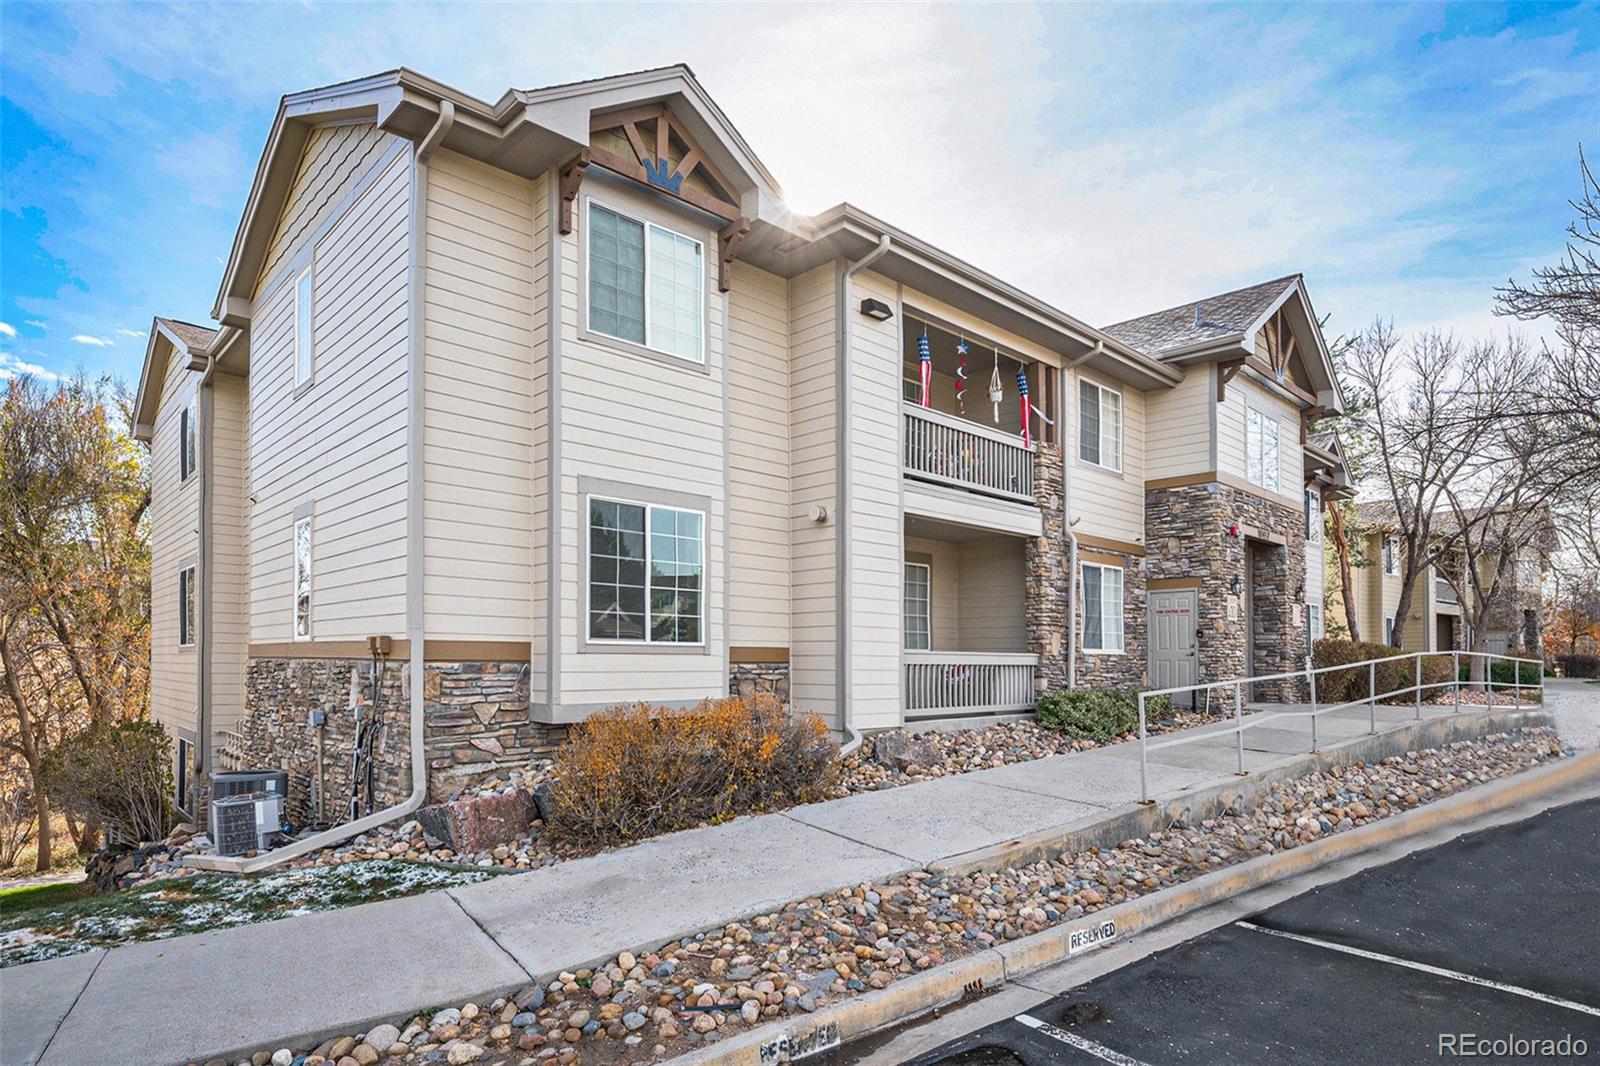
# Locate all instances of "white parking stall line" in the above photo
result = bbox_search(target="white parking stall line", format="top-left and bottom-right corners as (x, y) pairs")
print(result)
(1235, 921), (1600, 1017)
(1014, 1013), (1156, 1066)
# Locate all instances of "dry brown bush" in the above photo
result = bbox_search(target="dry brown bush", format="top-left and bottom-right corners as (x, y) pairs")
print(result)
(544, 694), (837, 849)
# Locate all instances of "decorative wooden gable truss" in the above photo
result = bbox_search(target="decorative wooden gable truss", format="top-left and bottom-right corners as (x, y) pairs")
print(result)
(559, 104), (750, 292)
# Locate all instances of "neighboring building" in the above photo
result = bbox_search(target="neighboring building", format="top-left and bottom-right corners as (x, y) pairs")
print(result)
(134, 65), (1349, 821)
(1333, 502), (1550, 655)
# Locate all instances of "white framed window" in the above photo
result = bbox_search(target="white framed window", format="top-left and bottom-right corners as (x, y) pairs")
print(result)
(293, 517), (312, 639)
(1078, 379), (1122, 471)
(178, 565), (196, 647)
(1246, 406), (1280, 492)
(1308, 604), (1324, 639)
(903, 562), (931, 651)
(294, 267), (314, 389)
(586, 201), (704, 363)
(1081, 562), (1125, 653)
(1384, 616), (1396, 644)
(180, 396), (197, 482)
(586, 495), (705, 644)
(1383, 536), (1399, 576)
(1304, 487), (1321, 541)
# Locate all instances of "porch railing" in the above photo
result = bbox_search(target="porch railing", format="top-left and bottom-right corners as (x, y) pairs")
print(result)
(905, 651), (1038, 719)
(903, 404), (1034, 504)
(1132, 650), (1543, 803)
(1436, 578), (1458, 604)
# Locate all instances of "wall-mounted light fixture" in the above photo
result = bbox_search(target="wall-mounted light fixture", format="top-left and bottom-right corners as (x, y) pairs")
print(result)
(1230, 576), (1244, 597)
(859, 297), (894, 321)
(1294, 582), (1306, 603)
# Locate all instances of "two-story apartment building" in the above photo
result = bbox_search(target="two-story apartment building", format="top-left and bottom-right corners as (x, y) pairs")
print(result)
(1337, 502), (1549, 655)
(135, 65), (1349, 820)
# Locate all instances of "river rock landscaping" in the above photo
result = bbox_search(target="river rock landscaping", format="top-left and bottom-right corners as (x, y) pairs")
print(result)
(204, 728), (1567, 1066)
(117, 711), (1215, 890)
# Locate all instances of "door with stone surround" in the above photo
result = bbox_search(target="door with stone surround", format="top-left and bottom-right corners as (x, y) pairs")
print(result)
(1149, 588), (1198, 708)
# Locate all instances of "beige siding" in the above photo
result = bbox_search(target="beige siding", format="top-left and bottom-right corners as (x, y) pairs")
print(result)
(727, 261), (792, 648)
(209, 372), (250, 732)
(556, 181), (727, 708)
(955, 537), (1027, 652)
(846, 270), (904, 730)
(249, 150), (411, 641)
(788, 263), (839, 719)
(423, 150), (539, 642)
(258, 123), (397, 296)
(1068, 366), (1146, 544)
(150, 348), (200, 742)
(1144, 369), (1212, 480)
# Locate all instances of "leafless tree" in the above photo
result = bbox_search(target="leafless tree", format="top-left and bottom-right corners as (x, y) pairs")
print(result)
(1496, 148), (1600, 343)
(1341, 323), (1504, 647)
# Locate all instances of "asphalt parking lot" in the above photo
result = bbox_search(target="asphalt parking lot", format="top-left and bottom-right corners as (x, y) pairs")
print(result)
(910, 797), (1600, 1065)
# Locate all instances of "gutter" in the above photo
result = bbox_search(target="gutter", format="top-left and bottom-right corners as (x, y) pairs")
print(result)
(835, 235), (892, 740)
(195, 352), (218, 810)
(1058, 344), (1099, 691)
(188, 101), (456, 874)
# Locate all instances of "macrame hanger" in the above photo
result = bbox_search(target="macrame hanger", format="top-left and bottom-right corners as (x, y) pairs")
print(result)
(988, 346), (1003, 424)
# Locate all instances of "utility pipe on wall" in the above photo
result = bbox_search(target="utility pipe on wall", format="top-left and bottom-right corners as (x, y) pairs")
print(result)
(188, 101), (456, 873)
(1060, 342), (1099, 691)
(834, 234), (892, 751)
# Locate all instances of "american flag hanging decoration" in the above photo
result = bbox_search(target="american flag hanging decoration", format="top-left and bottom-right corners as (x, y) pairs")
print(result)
(955, 341), (969, 415)
(918, 331), (933, 408)
(1017, 367), (1032, 447)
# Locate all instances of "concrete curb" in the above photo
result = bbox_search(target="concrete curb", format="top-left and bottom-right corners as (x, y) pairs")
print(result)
(930, 707), (1552, 877)
(668, 746), (1599, 1066)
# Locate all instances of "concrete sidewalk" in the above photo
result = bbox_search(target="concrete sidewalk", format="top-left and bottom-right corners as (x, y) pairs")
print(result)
(4, 693), (1579, 1066)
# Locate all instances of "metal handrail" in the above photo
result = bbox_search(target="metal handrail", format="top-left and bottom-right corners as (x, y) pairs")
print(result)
(1134, 649), (1544, 803)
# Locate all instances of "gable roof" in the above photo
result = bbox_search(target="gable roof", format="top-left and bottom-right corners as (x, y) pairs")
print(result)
(1104, 275), (1300, 359)
(131, 317), (221, 443)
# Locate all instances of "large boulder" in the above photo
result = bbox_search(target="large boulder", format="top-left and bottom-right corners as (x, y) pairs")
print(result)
(417, 787), (536, 855)
(871, 731), (940, 773)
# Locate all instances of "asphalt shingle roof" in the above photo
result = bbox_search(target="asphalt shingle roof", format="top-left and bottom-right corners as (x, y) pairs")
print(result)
(1103, 275), (1300, 358)
(156, 317), (218, 352)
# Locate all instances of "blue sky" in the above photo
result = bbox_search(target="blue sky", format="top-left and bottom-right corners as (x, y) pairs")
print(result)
(2, 1), (1594, 385)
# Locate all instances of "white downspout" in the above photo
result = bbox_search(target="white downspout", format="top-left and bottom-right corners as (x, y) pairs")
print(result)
(834, 235), (891, 757)
(1061, 343), (1100, 690)
(188, 101), (456, 874)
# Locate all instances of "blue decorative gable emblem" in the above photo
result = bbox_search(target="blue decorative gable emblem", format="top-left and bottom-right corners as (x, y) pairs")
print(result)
(643, 158), (684, 193)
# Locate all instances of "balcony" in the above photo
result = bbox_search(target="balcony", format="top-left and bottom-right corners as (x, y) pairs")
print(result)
(903, 404), (1034, 504)
(904, 652), (1038, 720)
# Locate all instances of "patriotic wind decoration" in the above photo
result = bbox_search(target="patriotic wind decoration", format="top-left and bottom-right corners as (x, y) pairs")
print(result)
(989, 351), (1003, 423)
(917, 331), (933, 408)
(955, 340), (969, 415)
(1017, 368), (1032, 448)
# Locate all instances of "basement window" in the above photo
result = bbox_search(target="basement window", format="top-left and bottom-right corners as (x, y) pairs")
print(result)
(1081, 563), (1125, 653)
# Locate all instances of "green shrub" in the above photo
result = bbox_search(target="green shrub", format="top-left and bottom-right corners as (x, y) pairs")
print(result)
(1036, 686), (1170, 742)
(40, 721), (173, 846)
(544, 695), (837, 849)
(1312, 639), (1453, 704)
(1459, 660), (1542, 686)
(1557, 655), (1597, 679)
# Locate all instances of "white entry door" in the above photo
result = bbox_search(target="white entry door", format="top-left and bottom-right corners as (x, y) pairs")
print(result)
(1149, 588), (1199, 706)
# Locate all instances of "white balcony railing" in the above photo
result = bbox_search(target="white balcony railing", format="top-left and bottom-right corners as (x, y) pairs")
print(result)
(903, 404), (1035, 504)
(904, 651), (1038, 719)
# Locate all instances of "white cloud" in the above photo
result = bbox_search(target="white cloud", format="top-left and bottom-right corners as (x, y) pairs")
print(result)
(0, 322), (15, 338)
(0, 352), (60, 382)
(115, 327), (143, 337)
(70, 334), (114, 347)
(24, 320), (48, 331)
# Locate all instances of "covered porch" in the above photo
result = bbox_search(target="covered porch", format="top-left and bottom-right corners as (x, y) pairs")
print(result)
(903, 515), (1038, 721)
